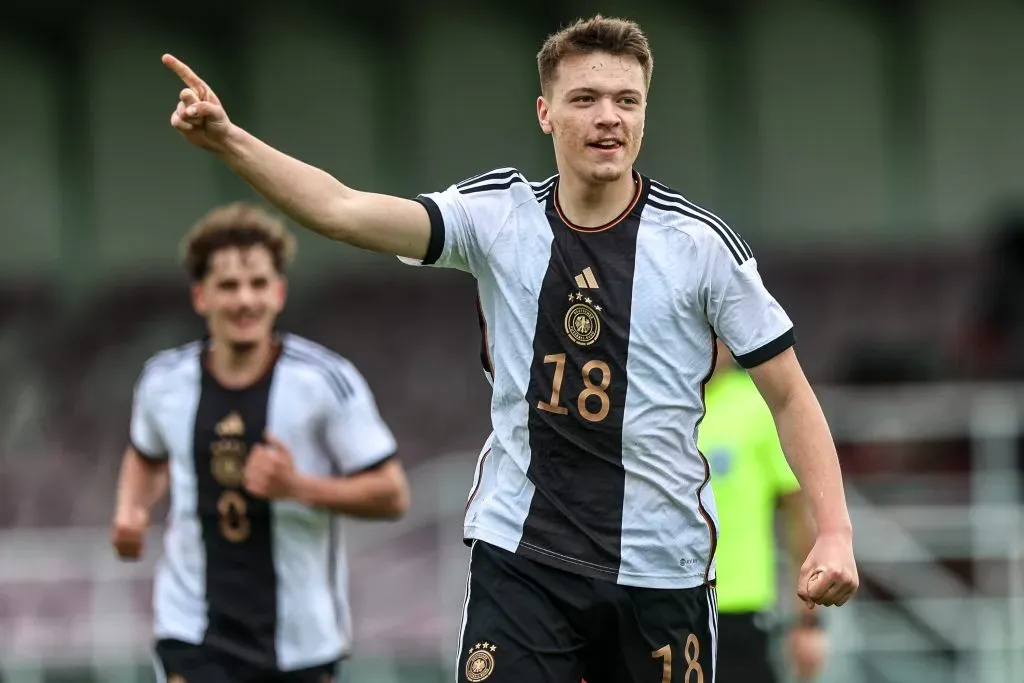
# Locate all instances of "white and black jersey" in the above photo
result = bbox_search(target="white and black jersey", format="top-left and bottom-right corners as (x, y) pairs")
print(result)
(401, 168), (794, 590)
(129, 333), (397, 671)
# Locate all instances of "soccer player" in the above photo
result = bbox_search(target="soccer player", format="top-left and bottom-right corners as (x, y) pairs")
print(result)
(701, 339), (826, 682)
(161, 14), (859, 683)
(110, 203), (409, 683)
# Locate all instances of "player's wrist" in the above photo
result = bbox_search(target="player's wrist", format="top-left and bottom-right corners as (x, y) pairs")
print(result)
(286, 473), (313, 504)
(217, 123), (250, 160)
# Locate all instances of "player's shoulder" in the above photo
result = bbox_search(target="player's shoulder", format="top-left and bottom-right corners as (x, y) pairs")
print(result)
(278, 333), (366, 402)
(643, 176), (753, 265)
(139, 339), (203, 384)
(451, 167), (555, 210)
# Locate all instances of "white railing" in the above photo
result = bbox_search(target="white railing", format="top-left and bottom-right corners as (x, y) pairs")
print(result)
(0, 382), (1021, 683)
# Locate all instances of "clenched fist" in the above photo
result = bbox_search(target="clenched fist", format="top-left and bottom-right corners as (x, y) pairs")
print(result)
(798, 530), (859, 608)
(244, 432), (299, 500)
(111, 505), (150, 561)
(162, 54), (233, 153)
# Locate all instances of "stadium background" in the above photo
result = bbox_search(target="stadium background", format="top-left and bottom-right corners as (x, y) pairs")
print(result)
(1, 0), (1023, 681)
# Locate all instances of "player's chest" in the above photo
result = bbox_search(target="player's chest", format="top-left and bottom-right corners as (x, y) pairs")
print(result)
(500, 214), (700, 338)
(151, 378), (325, 474)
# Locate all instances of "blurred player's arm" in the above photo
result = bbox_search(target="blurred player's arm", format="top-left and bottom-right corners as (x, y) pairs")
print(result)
(293, 458), (410, 520)
(779, 491), (817, 617)
(111, 449), (168, 560)
(163, 54), (430, 260)
(245, 434), (409, 520)
(113, 366), (170, 560)
(115, 446), (170, 512)
(780, 491), (829, 678)
(245, 362), (409, 519)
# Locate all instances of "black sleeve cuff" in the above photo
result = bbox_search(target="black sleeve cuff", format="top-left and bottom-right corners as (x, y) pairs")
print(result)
(346, 452), (396, 476)
(413, 196), (445, 266)
(735, 328), (796, 369)
(130, 440), (168, 463)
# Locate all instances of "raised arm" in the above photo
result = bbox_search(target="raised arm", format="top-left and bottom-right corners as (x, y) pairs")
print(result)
(162, 54), (431, 259)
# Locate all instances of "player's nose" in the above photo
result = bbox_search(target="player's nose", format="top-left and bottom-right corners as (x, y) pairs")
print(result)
(235, 284), (258, 307)
(593, 98), (621, 126)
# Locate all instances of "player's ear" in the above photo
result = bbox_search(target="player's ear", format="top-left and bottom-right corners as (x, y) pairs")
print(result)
(537, 95), (553, 135)
(273, 275), (288, 310)
(190, 281), (208, 315)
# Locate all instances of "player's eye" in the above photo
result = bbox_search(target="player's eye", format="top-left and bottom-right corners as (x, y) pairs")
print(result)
(622, 97), (639, 105)
(251, 278), (269, 289)
(218, 281), (239, 291)
(573, 95), (595, 103)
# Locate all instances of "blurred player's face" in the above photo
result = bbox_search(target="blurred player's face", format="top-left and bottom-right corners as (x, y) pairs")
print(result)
(191, 245), (286, 351)
(537, 51), (646, 185)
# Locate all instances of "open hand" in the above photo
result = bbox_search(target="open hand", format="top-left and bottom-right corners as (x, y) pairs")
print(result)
(797, 531), (859, 608)
(244, 432), (299, 500)
(162, 53), (233, 152)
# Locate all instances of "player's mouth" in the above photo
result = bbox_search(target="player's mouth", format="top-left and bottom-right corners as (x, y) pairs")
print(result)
(588, 138), (623, 153)
(229, 312), (262, 329)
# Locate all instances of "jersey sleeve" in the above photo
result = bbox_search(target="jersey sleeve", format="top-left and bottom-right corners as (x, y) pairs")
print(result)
(702, 229), (795, 369)
(321, 362), (398, 475)
(398, 168), (520, 275)
(129, 366), (167, 461)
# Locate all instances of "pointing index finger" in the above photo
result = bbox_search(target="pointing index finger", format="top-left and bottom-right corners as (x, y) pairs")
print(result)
(162, 53), (206, 92)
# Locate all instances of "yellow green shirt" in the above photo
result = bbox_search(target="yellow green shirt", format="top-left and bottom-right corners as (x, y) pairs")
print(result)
(700, 368), (799, 613)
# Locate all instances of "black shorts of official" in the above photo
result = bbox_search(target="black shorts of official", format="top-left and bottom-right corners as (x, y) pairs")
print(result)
(155, 640), (339, 683)
(457, 541), (717, 683)
(715, 612), (777, 683)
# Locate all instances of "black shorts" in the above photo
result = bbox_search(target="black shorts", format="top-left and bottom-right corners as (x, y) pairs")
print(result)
(458, 541), (717, 683)
(715, 613), (777, 683)
(155, 639), (339, 683)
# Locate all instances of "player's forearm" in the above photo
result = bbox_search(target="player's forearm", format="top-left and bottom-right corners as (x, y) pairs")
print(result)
(218, 126), (356, 240)
(771, 389), (853, 537)
(115, 448), (169, 512)
(292, 467), (410, 520)
(217, 126), (428, 258)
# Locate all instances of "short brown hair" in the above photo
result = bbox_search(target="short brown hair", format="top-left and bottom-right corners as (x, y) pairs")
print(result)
(180, 202), (297, 281)
(537, 15), (653, 95)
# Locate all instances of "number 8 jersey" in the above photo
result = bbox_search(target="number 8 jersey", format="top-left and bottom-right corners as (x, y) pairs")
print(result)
(128, 333), (396, 670)
(402, 168), (794, 590)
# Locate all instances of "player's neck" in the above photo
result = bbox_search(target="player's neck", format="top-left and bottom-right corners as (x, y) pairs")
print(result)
(206, 336), (278, 389)
(556, 170), (637, 228)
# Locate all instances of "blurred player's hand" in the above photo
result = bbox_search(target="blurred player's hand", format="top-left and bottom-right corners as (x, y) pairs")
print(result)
(789, 625), (827, 680)
(111, 505), (150, 561)
(244, 432), (298, 500)
(162, 54), (233, 153)
(797, 531), (858, 608)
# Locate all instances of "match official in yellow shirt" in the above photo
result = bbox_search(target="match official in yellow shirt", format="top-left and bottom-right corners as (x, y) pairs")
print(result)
(702, 339), (827, 682)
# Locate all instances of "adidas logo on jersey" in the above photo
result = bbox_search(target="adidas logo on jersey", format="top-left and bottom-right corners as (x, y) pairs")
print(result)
(573, 267), (600, 289)
(215, 411), (245, 437)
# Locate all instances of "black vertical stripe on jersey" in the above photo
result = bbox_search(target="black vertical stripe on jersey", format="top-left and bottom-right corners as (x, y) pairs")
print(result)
(518, 179), (649, 579)
(193, 360), (279, 668)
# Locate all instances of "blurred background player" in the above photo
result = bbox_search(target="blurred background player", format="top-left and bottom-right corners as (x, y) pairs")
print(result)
(110, 202), (410, 683)
(701, 338), (826, 683)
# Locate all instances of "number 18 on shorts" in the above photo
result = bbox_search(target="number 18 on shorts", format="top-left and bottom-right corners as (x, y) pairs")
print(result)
(457, 542), (717, 683)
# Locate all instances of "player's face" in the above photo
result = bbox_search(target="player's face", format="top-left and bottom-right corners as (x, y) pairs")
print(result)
(537, 51), (647, 185)
(192, 245), (286, 350)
